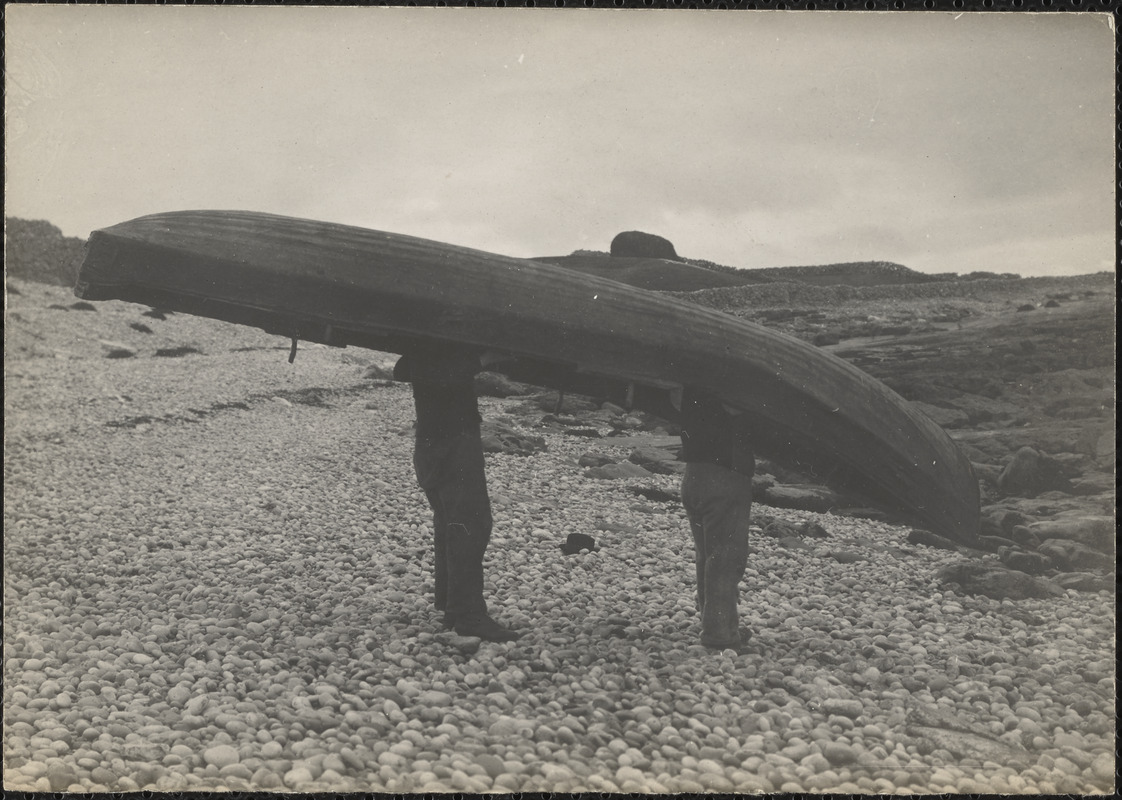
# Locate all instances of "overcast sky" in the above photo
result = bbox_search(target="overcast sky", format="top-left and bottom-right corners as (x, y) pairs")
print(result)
(6, 7), (1115, 277)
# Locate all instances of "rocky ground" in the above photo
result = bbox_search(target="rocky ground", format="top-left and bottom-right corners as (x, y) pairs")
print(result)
(3, 275), (1116, 794)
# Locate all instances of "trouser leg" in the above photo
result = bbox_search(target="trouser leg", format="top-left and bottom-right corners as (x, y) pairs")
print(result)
(683, 494), (707, 613)
(415, 428), (492, 620)
(424, 489), (449, 611)
(682, 463), (752, 647)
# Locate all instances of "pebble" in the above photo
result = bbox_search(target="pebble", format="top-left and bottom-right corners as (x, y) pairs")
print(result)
(821, 698), (864, 719)
(822, 742), (858, 765)
(416, 690), (453, 707)
(475, 753), (506, 779)
(203, 744), (241, 768)
(284, 766), (316, 787)
(1090, 753), (1114, 782)
(46, 762), (78, 792)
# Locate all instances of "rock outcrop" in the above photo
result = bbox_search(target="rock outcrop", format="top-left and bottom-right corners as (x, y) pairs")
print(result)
(609, 231), (679, 261)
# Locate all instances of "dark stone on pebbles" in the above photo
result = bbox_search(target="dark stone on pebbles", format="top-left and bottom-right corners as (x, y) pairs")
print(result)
(778, 536), (812, 551)
(628, 446), (684, 475)
(153, 346), (202, 358)
(909, 725), (1029, 768)
(578, 453), (615, 468)
(480, 423), (547, 456)
(936, 561), (1064, 600)
(828, 550), (865, 564)
(560, 533), (598, 555)
(907, 529), (961, 551)
(584, 462), (652, 480)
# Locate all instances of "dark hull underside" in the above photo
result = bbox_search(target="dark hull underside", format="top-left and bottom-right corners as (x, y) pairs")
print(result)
(74, 210), (980, 542)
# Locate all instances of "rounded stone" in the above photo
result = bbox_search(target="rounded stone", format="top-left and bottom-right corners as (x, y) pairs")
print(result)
(203, 744), (240, 768)
(822, 742), (857, 765)
(1090, 753), (1114, 782)
(284, 766), (315, 787)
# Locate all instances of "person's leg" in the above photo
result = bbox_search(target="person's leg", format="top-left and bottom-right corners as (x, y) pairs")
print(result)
(689, 463), (752, 648)
(419, 428), (517, 641)
(437, 429), (491, 620)
(423, 488), (448, 612)
(415, 437), (456, 613)
(681, 466), (708, 614)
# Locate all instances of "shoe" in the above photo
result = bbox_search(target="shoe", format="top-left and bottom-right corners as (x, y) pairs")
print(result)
(447, 613), (520, 642)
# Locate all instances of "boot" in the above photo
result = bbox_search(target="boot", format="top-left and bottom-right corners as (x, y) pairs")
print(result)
(699, 565), (742, 649)
(446, 612), (520, 642)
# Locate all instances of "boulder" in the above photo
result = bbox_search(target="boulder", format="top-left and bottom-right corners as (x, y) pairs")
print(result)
(1067, 473), (1115, 497)
(945, 393), (1027, 425)
(475, 371), (534, 398)
(971, 462), (1004, 488)
(1051, 572), (1116, 593)
(1093, 429), (1115, 467)
(997, 547), (1051, 575)
(362, 363), (396, 381)
(975, 534), (1019, 553)
(907, 529), (961, 552)
(1027, 516), (1115, 551)
(1007, 526), (1042, 550)
(610, 230), (679, 260)
(1036, 539), (1114, 572)
(628, 446), (684, 475)
(760, 483), (840, 513)
(584, 462), (653, 480)
(936, 561), (1064, 601)
(532, 391), (600, 415)
(480, 423), (547, 456)
(760, 518), (802, 539)
(577, 452), (616, 468)
(997, 447), (1071, 497)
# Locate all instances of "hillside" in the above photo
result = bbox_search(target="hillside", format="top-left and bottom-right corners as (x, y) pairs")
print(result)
(737, 261), (941, 287)
(532, 254), (770, 292)
(3, 216), (1014, 295)
(4, 218), (87, 287)
(544, 252), (948, 292)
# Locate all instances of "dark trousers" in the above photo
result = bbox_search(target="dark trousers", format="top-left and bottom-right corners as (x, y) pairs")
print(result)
(413, 426), (492, 620)
(681, 462), (752, 647)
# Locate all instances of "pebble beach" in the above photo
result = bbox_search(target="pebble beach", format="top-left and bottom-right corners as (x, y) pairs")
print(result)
(4, 279), (1116, 794)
